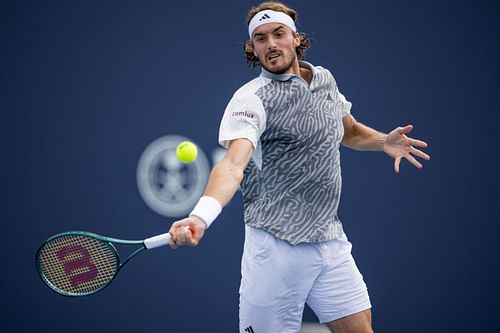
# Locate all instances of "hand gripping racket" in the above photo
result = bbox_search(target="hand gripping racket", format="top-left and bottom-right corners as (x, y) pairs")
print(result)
(35, 231), (172, 297)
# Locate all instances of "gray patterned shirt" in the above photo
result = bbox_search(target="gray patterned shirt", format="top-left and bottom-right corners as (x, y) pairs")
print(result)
(219, 61), (351, 245)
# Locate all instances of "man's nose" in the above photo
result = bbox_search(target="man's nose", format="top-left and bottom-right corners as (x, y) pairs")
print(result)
(266, 37), (277, 49)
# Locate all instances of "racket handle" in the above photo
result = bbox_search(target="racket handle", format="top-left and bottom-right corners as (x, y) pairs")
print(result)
(144, 233), (172, 249)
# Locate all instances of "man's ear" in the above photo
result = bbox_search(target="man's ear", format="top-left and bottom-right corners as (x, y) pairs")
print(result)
(293, 32), (300, 47)
(245, 41), (256, 58)
(250, 43), (257, 57)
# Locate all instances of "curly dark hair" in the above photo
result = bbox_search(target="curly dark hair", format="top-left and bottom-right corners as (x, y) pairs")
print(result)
(244, 2), (311, 67)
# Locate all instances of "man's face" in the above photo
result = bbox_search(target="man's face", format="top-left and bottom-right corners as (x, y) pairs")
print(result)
(252, 23), (300, 75)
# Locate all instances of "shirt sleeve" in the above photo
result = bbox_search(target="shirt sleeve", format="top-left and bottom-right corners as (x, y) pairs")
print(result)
(335, 86), (352, 118)
(218, 93), (266, 149)
(322, 66), (352, 118)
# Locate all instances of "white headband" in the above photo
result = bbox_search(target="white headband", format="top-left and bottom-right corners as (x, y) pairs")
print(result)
(248, 9), (297, 38)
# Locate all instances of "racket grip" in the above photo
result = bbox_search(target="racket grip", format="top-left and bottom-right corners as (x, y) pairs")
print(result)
(144, 233), (172, 249)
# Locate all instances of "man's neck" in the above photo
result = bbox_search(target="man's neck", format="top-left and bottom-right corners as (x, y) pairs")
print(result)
(299, 66), (313, 85)
(285, 61), (312, 85)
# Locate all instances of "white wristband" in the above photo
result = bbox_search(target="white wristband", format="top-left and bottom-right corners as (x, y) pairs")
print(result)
(189, 196), (222, 229)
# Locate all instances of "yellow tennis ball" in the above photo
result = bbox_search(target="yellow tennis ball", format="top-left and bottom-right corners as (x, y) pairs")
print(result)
(176, 141), (198, 164)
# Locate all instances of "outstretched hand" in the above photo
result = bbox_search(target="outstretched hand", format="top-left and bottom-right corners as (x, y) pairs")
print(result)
(383, 125), (430, 173)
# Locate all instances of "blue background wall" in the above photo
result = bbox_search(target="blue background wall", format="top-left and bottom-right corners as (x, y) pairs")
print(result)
(1, 0), (499, 332)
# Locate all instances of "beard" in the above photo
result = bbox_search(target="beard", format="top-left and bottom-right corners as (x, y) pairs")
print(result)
(260, 52), (296, 75)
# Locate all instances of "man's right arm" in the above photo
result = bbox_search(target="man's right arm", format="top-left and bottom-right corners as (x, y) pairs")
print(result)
(168, 138), (254, 247)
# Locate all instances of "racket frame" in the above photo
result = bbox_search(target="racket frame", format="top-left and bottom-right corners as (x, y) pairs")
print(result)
(36, 231), (147, 297)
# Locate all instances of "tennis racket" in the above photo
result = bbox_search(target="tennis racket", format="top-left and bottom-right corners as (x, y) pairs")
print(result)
(36, 230), (173, 297)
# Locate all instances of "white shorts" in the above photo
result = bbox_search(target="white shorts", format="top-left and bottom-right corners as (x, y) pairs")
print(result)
(239, 226), (371, 333)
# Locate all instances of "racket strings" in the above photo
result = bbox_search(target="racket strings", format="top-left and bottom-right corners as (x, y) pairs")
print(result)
(37, 235), (118, 296)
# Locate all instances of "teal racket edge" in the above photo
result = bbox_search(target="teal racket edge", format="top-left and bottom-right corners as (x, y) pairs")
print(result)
(35, 231), (172, 297)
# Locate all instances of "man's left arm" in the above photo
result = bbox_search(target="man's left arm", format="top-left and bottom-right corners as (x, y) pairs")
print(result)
(341, 114), (430, 173)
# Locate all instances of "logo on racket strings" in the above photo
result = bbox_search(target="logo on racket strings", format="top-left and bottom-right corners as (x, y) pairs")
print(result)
(57, 245), (98, 288)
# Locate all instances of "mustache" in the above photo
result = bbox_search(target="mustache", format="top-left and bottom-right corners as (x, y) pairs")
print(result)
(265, 49), (282, 60)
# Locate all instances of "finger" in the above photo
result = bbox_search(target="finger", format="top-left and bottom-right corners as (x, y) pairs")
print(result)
(168, 224), (183, 249)
(168, 231), (178, 249)
(170, 220), (186, 232)
(398, 124), (413, 134)
(171, 229), (183, 245)
(410, 146), (431, 160)
(174, 220), (190, 232)
(394, 157), (401, 173)
(408, 138), (428, 148)
(405, 154), (423, 169)
(183, 226), (195, 246)
(185, 226), (201, 247)
(180, 226), (192, 245)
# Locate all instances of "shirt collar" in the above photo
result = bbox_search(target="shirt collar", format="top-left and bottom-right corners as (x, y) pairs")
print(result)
(260, 61), (317, 82)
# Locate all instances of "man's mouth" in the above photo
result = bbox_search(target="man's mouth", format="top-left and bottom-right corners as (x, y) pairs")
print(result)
(267, 51), (281, 61)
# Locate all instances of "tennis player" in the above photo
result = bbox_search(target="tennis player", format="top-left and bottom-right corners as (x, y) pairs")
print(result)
(169, 2), (430, 332)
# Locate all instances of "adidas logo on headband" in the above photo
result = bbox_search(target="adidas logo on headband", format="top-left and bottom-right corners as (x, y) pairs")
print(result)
(259, 13), (271, 21)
